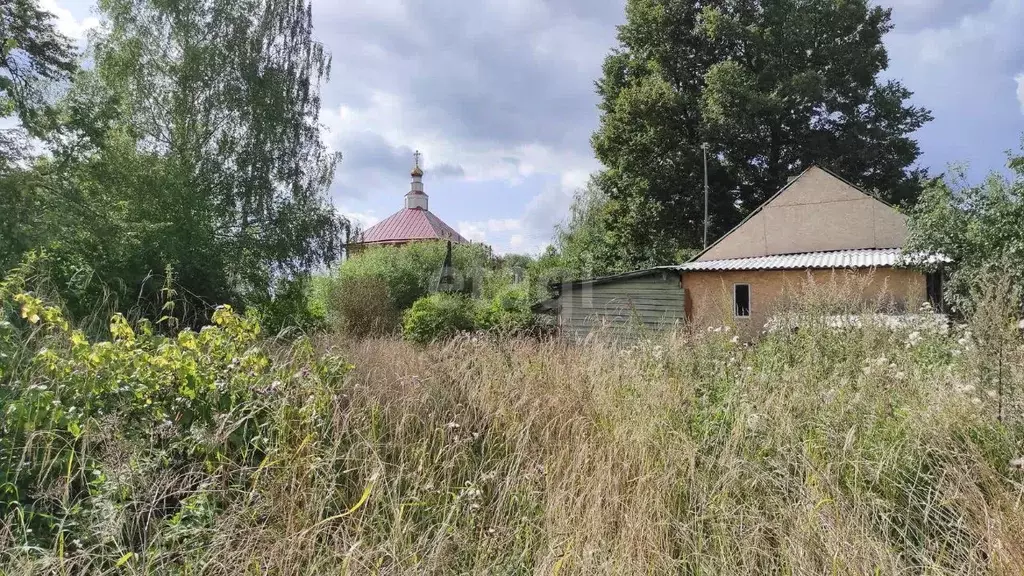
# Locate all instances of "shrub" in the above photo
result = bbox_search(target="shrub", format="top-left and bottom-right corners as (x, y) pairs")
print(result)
(0, 272), (353, 571)
(476, 285), (537, 335)
(328, 275), (399, 337)
(247, 275), (326, 334)
(402, 293), (477, 344)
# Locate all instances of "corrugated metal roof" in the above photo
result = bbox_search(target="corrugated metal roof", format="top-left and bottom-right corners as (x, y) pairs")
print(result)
(550, 266), (682, 291)
(676, 248), (910, 271)
(358, 208), (468, 245)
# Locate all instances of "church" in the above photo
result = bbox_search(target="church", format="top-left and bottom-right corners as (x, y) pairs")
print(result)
(348, 152), (468, 255)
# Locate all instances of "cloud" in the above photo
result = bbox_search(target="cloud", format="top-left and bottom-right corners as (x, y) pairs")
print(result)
(882, 0), (1024, 176)
(313, 0), (618, 206)
(455, 218), (523, 245)
(1016, 74), (1024, 114)
(39, 0), (99, 40)
(457, 222), (488, 243)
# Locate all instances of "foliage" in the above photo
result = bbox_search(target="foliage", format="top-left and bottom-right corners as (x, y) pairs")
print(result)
(402, 293), (478, 344)
(6, 293), (1024, 572)
(591, 0), (933, 269)
(316, 242), (495, 335)
(476, 285), (537, 335)
(246, 275), (326, 335)
(327, 275), (399, 338)
(0, 0), (349, 325)
(0, 269), (350, 568)
(0, 0), (76, 154)
(905, 157), (1024, 315)
(549, 181), (624, 279)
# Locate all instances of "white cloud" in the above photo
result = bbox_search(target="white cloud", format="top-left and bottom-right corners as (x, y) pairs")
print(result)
(321, 93), (599, 195)
(39, 0), (99, 40)
(457, 221), (488, 243)
(1016, 74), (1024, 114)
(341, 207), (380, 230)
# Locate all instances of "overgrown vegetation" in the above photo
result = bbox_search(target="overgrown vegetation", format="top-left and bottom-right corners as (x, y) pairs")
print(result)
(0, 0), (349, 324)
(3, 271), (1024, 573)
(906, 156), (1024, 316)
(313, 243), (553, 342)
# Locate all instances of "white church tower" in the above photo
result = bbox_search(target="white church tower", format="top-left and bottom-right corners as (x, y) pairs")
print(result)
(405, 150), (428, 210)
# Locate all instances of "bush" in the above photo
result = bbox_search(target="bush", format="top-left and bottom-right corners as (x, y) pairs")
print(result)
(476, 285), (537, 335)
(314, 242), (496, 337)
(0, 270), (353, 571)
(247, 275), (326, 335)
(328, 275), (399, 337)
(402, 293), (477, 344)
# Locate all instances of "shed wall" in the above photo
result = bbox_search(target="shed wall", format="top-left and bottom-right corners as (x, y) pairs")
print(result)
(556, 272), (685, 339)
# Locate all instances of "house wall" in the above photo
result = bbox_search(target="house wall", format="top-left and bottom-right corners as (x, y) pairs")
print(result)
(699, 167), (909, 261)
(556, 272), (686, 339)
(682, 267), (927, 336)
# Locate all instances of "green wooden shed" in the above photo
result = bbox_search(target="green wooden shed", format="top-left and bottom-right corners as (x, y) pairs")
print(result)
(535, 267), (686, 339)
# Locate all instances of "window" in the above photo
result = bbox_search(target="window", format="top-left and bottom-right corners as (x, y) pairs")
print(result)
(734, 284), (751, 318)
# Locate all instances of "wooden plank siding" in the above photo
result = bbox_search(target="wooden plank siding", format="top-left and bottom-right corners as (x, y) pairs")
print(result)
(554, 272), (686, 339)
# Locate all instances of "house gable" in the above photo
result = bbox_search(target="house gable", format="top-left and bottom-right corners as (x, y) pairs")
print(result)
(697, 166), (908, 262)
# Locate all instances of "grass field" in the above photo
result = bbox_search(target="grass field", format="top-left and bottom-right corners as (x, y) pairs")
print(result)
(2, 294), (1024, 574)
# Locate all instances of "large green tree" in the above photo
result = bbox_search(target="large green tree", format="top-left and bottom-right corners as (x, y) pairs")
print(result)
(1, 0), (351, 323)
(591, 0), (932, 269)
(0, 0), (76, 267)
(905, 152), (1024, 316)
(0, 0), (75, 132)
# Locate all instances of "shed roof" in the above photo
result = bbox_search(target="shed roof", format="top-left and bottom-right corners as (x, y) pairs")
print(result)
(548, 266), (682, 291)
(677, 248), (905, 271)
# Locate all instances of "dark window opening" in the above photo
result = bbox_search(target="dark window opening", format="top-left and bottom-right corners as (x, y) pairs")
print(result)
(926, 272), (944, 313)
(734, 284), (751, 318)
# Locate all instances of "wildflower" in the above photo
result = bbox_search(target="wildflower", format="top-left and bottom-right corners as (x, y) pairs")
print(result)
(906, 331), (922, 348)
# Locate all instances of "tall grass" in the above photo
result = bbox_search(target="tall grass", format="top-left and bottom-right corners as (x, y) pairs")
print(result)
(2, 291), (1024, 573)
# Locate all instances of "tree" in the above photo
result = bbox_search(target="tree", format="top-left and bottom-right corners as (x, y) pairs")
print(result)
(0, 0), (76, 171)
(592, 0), (932, 269)
(0, 1), (77, 272)
(904, 152), (1024, 316)
(1, 0), (351, 322)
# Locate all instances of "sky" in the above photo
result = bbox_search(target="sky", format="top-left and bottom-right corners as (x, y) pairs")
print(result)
(39, 0), (1024, 254)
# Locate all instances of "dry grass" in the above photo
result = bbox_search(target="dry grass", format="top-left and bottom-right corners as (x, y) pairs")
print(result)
(4, 318), (1024, 575)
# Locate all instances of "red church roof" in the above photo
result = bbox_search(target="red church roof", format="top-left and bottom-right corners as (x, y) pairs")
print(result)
(359, 208), (468, 246)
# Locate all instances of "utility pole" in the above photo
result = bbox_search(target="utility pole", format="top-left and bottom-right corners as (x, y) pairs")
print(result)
(702, 142), (710, 249)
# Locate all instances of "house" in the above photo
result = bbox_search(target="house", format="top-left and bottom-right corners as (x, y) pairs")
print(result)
(348, 152), (468, 255)
(542, 166), (942, 339)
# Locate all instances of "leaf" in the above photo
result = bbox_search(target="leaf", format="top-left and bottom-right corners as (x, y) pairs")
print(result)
(343, 481), (373, 517)
(115, 552), (134, 567)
